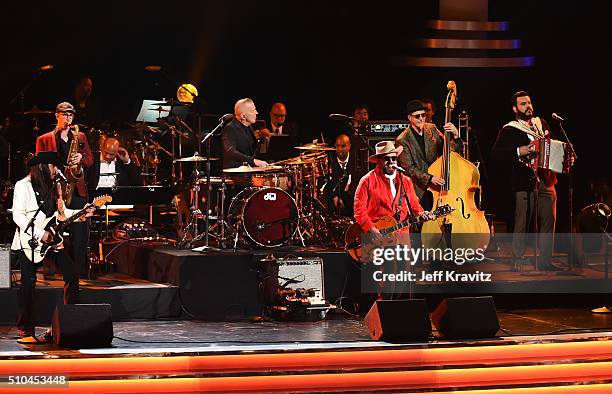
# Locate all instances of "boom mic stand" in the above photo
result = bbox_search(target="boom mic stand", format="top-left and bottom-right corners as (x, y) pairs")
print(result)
(191, 116), (229, 253)
(554, 116), (580, 276)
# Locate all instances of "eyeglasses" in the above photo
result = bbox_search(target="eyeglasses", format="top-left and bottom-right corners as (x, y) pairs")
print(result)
(59, 112), (74, 117)
(384, 156), (397, 162)
(411, 113), (426, 119)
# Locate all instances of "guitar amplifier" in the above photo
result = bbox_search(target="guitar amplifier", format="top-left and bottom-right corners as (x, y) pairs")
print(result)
(362, 120), (408, 134)
(277, 257), (325, 301)
(0, 244), (10, 289)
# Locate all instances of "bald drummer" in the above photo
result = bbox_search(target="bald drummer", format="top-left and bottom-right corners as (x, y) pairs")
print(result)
(88, 137), (142, 188)
(221, 98), (269, 169)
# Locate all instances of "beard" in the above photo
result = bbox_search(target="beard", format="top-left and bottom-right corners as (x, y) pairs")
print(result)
(516, 109), (533, 121)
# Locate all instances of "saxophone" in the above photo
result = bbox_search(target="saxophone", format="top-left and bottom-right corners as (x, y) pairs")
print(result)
(63, 125), (84, 206)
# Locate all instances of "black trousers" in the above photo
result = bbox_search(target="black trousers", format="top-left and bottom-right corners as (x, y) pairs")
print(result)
(68, 194), (90, 278)
(17, 249), (79, 334)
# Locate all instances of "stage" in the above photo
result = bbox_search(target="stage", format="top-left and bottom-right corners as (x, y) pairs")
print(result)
(1, 309), (611, 393)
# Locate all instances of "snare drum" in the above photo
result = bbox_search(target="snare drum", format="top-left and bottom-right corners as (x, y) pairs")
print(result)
(251, 171), (289, 190)
(228, 187), (298, 247)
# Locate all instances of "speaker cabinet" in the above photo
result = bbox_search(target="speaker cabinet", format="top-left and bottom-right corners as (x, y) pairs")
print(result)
(52, 304), (113, 348)
(365, 299), (431, 341)
(432, 296), (500, 339)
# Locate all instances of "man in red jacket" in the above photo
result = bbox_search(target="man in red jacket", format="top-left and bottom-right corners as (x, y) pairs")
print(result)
(36, 102), (93, 279)
(354, 141), (433, 240)
(354, 141), (435, 297)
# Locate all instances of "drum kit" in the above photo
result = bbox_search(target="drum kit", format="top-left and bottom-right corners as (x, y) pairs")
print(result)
(174, 142), (353, 250)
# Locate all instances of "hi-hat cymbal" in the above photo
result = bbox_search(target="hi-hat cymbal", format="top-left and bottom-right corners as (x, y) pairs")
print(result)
(173, 154), (219, 163)
(295, 142), (334, 151)
(16, 106), (53, 116)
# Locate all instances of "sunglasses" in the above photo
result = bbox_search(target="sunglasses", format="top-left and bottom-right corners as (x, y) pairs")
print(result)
(383, 156), (397, 162)
(411, 113), (426, 119)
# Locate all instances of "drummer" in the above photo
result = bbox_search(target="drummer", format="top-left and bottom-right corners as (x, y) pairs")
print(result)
(88, 137), (142, 189)
(221, 98), (269, 169)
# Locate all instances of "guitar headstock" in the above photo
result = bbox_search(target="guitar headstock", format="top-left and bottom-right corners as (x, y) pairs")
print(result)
(445, 81), (457, 110)
(93, 195), (112, 207)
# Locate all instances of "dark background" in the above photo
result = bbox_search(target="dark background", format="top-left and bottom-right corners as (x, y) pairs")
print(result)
(1, 0), (611, 230)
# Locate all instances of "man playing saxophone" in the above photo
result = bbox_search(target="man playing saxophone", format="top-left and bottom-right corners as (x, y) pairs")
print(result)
(36, 102), (93, 279)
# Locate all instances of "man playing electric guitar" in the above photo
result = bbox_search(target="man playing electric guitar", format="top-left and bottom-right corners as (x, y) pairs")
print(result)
(10, 152), (95, 343)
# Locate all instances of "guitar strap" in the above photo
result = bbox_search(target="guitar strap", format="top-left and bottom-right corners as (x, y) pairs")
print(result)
(395, 175), (412, 222)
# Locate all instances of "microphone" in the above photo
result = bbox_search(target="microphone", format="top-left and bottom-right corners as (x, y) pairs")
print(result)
(144, 65), (162, 72)
(391, 163), (406, 173)
(37, 64), (54, 72)
(552, 113), (565, 122)
(219, 113), (234, 123)
(329, 113), (354, 121)
(55, 169), (68, 182)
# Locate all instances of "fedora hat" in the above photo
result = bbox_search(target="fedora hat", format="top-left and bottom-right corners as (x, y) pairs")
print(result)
(368, 141), (403, 163)
(27, 151), (62, 167)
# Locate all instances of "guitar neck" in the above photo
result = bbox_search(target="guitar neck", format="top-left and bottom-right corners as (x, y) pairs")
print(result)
(56, 204), (90, 231)
(380, 216), (420, 236)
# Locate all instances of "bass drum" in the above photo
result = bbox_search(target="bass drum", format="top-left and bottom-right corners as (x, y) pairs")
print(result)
(228, 187), (298, 247)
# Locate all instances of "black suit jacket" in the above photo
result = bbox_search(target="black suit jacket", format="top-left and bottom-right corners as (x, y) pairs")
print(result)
(87, 157), (143, 188)
(491, 119), (556, 192)
(221, 119), (259, 168)
(325, 152), (358, 215)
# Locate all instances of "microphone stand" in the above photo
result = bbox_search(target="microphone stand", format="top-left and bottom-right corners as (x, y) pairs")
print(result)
(192, 118), (228, 253)
(555, 118), (580, 276)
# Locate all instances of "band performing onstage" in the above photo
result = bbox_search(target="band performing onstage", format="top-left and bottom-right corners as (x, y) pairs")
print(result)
(0, 77), (588, 343)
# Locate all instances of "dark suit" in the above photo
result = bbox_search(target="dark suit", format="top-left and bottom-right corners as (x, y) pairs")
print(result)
(87, 157), (143, 188)
(491, 118), (557, 268)
(324, 152), (357, 216)
(395, 123), (459, 200)
(221, 119), (259, 169)
(261, 121), (301, 161)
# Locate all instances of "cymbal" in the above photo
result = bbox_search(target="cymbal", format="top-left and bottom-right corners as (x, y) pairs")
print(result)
(149, 106), (170, 113)
(223, 164), (283, 173)
(295, 143), (334, 151)
(150, 99), (186, 106)
(16, 106), (53, 116)
(173, 154), (219, 163)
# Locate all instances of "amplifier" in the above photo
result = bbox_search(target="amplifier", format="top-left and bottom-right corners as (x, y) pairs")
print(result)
(362, 120), (408, 134)
(0, 245), (10, 289)
(277, 257), (325, 301)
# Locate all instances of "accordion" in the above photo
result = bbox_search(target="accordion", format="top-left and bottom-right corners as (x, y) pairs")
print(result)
(522, 138), (574, 174)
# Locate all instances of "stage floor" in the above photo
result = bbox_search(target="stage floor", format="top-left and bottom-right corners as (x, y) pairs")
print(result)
(1, 307), (611, 355)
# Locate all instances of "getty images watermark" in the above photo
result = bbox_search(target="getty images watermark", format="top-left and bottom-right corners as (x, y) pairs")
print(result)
(371, 245), (492, 283)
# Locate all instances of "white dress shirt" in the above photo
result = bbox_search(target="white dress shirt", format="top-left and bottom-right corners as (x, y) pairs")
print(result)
(98, 159), (117, 188)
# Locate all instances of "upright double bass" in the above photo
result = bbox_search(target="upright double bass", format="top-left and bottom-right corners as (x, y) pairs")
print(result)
(421, 81), (490, 251)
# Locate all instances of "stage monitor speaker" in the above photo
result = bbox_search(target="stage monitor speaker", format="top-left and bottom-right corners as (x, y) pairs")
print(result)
(365, 299), (431, 341)
(431, 296), (500, 339)
(52, 304), (113, 348)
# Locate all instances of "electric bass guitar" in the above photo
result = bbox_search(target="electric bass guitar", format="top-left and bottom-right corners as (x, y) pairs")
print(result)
(345, 204), (453, 262)
(19, 195), (112, 263)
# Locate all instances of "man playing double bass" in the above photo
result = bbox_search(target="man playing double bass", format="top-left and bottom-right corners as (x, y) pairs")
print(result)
(395, 100), (461, 210)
